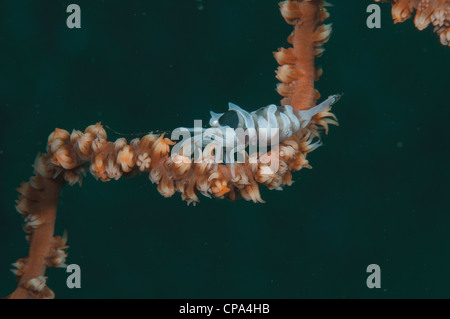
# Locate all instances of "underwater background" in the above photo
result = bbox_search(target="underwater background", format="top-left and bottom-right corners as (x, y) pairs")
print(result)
(0, 0), (449, 298)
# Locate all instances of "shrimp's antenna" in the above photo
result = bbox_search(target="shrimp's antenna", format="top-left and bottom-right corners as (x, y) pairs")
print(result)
(104, 125), (166, 138)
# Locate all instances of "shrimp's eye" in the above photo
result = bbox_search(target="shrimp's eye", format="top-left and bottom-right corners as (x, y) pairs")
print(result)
(218, 110), (240, 129)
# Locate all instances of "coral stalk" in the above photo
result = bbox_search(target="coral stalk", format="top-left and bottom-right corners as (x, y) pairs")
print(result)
(375, 0), (450, 46)
(9, 162), (66, 299)
(275, 0), (332, 110)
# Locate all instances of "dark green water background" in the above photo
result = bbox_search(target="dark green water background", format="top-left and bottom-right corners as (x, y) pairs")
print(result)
(1, 0), (449, 298)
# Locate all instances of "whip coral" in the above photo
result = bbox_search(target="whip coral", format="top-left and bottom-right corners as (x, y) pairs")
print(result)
(5, 0), (338, 299)
(375, 0), (450, 46)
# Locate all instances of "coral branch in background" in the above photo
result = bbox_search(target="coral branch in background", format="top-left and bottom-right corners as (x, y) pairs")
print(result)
(8, 161), (66, 299)
(6, 0), (336, 298)
(275, 0), (332, 110)
(375, 0), (450, 46)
